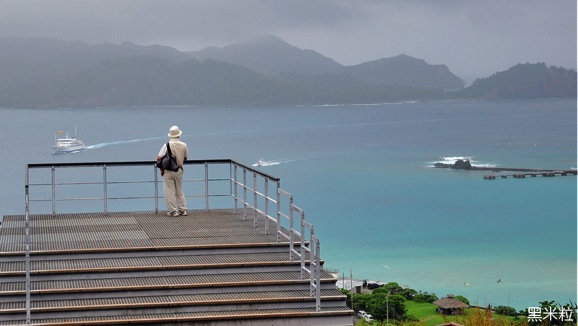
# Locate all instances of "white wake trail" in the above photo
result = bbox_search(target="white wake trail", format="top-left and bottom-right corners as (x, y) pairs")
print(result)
(86, 137), (164, 150)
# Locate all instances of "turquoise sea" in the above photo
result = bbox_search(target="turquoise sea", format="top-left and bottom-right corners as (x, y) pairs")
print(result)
(0, 98), (576, 310)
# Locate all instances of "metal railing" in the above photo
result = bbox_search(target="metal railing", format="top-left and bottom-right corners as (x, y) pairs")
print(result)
(23, 159), (321, 324)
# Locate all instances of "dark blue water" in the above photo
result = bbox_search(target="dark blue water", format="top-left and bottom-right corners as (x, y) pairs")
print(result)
(0, 98), (575, 310)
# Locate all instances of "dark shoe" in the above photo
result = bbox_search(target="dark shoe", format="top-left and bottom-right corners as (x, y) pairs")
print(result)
(179, 210), (188, 216)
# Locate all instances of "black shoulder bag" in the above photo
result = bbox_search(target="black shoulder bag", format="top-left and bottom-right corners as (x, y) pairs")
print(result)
(156, 142), (179, 172)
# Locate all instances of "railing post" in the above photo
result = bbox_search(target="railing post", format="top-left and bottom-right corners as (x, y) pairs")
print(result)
(276, 180), (281, 242)
(264, 178), (269, 234)
(51, 165), (56, 216)
(243, 169), (247, 220)
(289, 196), (295, 261)
(204, 162), (209, 211)
(154, 164), (159, 214)
(253, 172), (258, 227)
(308, 225), (316, 294)
(24, 166), (31, 325)
(103, 165), (108, 215)
(233, 164), (238, 212)
(314, 237), (321, 311)
(300, 216), (306, 279)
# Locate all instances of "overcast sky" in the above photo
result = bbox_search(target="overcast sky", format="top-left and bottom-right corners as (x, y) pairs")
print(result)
(1, 0), (576, 82)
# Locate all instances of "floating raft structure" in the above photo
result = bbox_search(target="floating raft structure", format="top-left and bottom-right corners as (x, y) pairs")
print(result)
(484, 170), (576, 180)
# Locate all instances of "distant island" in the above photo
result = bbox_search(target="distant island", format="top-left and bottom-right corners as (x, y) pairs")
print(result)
(0, 36), (575, 108)
(451, 62), (577, 99)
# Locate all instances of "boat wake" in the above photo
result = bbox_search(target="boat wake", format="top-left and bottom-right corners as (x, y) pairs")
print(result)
(52, 149), (84, 155)
(252, 158), (296, 167)
(86, 137), (164, 150)
(428, 156), (497, 168)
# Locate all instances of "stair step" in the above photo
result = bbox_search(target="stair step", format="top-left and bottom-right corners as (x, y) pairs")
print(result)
(0, 306), (353, 326)
(0, 251), (313, 275)
(0, 289), (345, 313)
(0, 270), (336, 295)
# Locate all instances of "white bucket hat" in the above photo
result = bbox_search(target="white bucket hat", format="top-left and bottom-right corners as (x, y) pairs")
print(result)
(168, 125), (182, 138)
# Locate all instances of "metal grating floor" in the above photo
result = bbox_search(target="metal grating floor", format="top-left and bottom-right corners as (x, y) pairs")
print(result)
(0, 251), (309, 276)
(0, 288), (345, 312)
(0, 270), (336, 294)
(0, 306), (353, 326)
(0, 209), (291, 254)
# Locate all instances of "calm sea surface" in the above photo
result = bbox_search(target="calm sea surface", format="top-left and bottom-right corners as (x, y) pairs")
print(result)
(0, 98), (576, 310)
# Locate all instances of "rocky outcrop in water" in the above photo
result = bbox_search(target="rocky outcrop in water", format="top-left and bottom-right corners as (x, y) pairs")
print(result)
(434, 159), (472, 169)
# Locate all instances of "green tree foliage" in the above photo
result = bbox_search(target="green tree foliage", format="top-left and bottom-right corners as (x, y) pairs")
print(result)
(345, 281), (576, 325)
(366, 294), (407, 321)
(382, 282), (404, 295)
(413, 291), (438, 303)
(351, 293), (372, 312)
(401, 288), (418, 300)
(455, 295), (470, 305)
(495, 305), (517, 316)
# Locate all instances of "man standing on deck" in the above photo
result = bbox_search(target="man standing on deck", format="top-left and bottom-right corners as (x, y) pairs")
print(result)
(157, 126), (188, 216)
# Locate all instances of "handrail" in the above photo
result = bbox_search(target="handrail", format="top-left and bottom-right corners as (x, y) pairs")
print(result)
(23, 159), (321, 324)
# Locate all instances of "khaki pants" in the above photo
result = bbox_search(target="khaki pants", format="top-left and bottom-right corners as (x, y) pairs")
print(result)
(163, 169), (187, 212)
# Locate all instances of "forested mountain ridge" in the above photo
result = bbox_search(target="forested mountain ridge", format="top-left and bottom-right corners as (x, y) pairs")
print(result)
(0, 37), (574, 108)
(188, 35), (345, 77)
(453, 63), (576, 99)
(0, 37), (188, 90)
(347, 54), (464, 90)
(188, 35), (464, 90)
(0, 55), (444, 108)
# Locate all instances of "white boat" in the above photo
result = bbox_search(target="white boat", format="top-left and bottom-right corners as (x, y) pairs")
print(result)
(52, 130), (85, 153)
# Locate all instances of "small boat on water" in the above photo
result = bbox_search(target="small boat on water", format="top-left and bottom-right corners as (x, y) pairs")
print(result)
(52, 129), (85, 154)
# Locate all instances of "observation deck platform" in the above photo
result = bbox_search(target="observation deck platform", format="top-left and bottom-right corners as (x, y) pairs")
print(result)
(0, 159), (353, 325)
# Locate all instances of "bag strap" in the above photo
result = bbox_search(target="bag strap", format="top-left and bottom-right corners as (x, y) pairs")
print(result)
(166, 142), (173, 156)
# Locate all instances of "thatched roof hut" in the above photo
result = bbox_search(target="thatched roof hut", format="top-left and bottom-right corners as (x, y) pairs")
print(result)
(433, 294), (469, 315)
